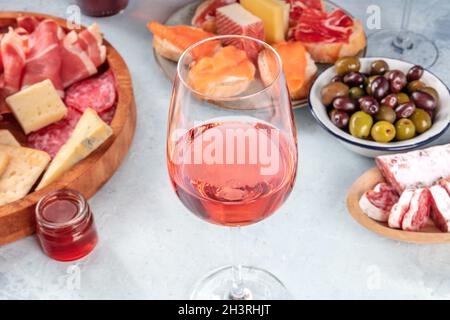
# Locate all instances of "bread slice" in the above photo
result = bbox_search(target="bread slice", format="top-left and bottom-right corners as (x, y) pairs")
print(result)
(258, 41), (317, 100)
(301, 20), (366, 64)
(153, 35), (183, 62)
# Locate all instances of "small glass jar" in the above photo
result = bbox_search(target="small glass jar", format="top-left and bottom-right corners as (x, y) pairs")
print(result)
(76, 0), (129, 17)
(36, 189), (98, 262)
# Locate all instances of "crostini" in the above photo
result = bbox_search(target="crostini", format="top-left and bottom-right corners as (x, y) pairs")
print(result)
(148, 21), (220, 62)
(258, 41), (317, 100)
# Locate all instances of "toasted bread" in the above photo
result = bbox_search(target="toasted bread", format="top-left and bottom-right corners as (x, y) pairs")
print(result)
(301, 20), (366, 64)
(188, 46), (255, 98)
(258, 42), (317, 100)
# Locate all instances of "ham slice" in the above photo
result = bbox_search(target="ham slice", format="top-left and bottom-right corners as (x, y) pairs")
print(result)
(21, 19), (64, 96)
(60, 24), (106, 88)
(17, 16), (40, 34)
(402, 188), (431, 232)
(376, 144), (450, 194)
(0, 28), (26, 95)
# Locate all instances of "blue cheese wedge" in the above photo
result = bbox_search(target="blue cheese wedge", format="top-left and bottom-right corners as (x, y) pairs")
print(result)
(0, 130), (20, 146)
(5, 79), (68, 134)
(0, 145), (50, 205)
(36, 108), (113, 190)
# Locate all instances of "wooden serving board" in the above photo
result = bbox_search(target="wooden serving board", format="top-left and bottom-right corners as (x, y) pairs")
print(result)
(0, 12), (136, 246)
(347, 168), (450, 244)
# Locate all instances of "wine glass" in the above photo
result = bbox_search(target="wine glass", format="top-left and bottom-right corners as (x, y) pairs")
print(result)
(166, 35), (298, 300)
(367, 0), (439, 68)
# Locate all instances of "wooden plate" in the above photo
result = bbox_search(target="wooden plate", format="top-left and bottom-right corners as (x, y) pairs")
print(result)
(0, 12), (136, 246)
(153, 0), (367, 109)
(347, 168), (450, 244)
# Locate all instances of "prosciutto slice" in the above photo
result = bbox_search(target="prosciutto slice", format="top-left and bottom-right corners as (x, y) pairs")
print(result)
(17, 16), (40, 34)
(21, 19), (64, 96)
(0, 28), (26, 95)
(60, 23), (106, 88)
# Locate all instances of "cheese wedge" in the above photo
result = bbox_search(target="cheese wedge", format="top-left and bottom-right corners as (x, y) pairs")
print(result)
(6, 79), (68, 134)
(37, 108), (113, 190)
(240, 0), (289, 44)
(0, 145), (50, 205)
(0, 130), (20, 146)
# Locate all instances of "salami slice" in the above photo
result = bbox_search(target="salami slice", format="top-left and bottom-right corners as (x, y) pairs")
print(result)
(99, 105), (116, 125)
(65, 69), (117, 114)
(27, 107), (81, 158)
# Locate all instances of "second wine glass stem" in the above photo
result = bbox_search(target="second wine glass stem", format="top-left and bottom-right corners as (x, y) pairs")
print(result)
(393, 0), (413, 50)
(230, 226), (251, 300)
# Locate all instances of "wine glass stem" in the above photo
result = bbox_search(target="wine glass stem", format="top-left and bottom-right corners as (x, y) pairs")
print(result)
(230, 227), (250, 300)
(393, 0), (413, 50)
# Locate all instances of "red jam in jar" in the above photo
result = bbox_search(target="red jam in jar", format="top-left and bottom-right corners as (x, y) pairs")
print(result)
(36, 189), (98, 262)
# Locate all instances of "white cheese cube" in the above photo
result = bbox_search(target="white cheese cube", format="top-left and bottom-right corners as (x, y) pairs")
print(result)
(6, 79), (67, 134)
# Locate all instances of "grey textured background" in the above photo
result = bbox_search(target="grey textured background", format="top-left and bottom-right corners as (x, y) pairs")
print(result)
(0, 0), (449, 299)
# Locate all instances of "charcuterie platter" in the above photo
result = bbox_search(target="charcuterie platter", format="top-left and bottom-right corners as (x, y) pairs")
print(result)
(347, 144), (450, 244)
(0, 12), (136, 245)
(151, 0), (367, 108)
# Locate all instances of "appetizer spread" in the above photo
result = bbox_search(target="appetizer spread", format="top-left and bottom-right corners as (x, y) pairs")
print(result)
(0, 16), (117, 206)
(321, 57), (438, 143)
(360, 144), (450, 233)
(149, 0), (366, 101)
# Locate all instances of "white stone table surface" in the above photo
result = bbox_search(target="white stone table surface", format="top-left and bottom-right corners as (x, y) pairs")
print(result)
(0, 0), (449, 299)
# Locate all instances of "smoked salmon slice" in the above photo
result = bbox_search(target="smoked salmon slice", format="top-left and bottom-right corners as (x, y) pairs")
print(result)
(147, 21), (219, 61)
(188, 45), (255, 98)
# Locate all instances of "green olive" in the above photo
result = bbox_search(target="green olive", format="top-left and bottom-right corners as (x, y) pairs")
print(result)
(371, 121), (396, 143)
(349, 111), (373, 139)
(419, 87), (439, 104)
(407, 80), (426, 93)
(349, 87), (365, 100)
(320, 82), (349, 106)
(375, 105), (397, 123)
(397, 92), (410, 105)
(370, 60), (389, 75)
(410, 108), (432, 134)
(395, 119), (416, 141)
(335, 57), (361, 76)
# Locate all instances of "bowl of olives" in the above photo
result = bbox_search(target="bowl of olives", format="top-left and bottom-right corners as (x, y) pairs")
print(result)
(309, 57), (450, 157)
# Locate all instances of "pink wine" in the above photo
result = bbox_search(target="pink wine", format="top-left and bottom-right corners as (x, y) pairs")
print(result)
(168, 120), (297, 226)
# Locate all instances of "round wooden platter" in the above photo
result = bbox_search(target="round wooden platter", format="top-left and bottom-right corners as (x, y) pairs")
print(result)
(0, 12), (136, 246)
(347, 168), (450, 244)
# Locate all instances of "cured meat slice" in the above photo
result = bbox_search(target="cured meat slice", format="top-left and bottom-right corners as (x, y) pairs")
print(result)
(359, 183), (399, 222)
(60, 24), (106, 89)
(27, 107), (81, 158)
(192, 0), (238, 32)
(376, 144), (450, 194)
(78, 24), (106, 68)
(17, 16), (40, 33)
(389, 189), (414, 229)
(429, 185), (450, 232)
(215, 4), (265, 60)
(64, 69), (117, 113)
(402, 188), (431, 232)
(285, 0), (325, 22)
(99, 105), (116, 125)
(0, 28), (26, 95)
(21, 19), (64, 96)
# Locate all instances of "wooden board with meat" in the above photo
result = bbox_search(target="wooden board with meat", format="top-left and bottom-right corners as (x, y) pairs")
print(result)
(150, 0), (366, 108)
(0, 12), (136, 245)
(347, 143), (450, 243)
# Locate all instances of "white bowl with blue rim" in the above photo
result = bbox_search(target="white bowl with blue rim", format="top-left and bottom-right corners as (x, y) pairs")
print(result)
(309, 57), (450, 158)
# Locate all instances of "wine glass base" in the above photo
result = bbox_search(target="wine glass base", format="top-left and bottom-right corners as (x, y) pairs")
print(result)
(367, 30), (439, 68)
(190, 266), (292, 300)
